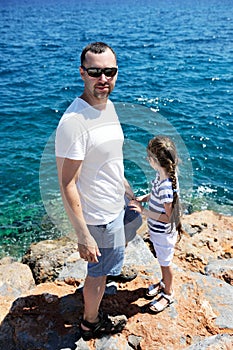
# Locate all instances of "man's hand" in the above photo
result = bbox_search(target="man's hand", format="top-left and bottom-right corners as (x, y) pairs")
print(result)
(129, 199), (144, 214)
(78, 234), (101, 263)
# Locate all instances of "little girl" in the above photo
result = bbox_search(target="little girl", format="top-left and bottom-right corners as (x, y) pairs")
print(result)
(130, 135), (184, 313)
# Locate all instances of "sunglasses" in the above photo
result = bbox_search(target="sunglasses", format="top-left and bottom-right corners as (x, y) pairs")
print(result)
(81, 65), (118, 78)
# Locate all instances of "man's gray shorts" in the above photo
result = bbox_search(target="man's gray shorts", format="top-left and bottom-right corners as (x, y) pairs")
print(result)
(87, 210), (125, 277)
(86, 198), (142, 277)
(124, 195), (142, 243)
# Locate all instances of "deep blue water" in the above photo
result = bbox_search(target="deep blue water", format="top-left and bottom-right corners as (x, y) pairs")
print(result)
(0, 0), (232, 258)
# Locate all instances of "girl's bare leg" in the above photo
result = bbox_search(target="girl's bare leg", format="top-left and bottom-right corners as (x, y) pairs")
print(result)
(161, 265), (173, 295)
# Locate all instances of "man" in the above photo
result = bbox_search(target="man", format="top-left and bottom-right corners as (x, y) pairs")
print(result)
(55, 42), (135, 340)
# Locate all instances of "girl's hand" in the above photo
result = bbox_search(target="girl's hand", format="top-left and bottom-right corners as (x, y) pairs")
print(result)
(129, 199), (144, 214)
(135, 194), (150, 202)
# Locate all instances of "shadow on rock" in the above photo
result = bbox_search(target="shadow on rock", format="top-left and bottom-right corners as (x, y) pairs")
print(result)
(0, 286), (148, 350)
(100, 286), (148, 318)
(0, 292), (83, 350)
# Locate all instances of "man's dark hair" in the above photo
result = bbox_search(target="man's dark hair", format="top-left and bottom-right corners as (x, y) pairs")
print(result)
(80, 42), (117, 65)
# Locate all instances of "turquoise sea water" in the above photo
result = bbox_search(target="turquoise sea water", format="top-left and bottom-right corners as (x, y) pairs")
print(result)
(0, 0), (232, 258)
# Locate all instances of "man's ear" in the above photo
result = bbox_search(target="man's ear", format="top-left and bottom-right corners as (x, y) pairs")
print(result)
(79, 66), (85, 80)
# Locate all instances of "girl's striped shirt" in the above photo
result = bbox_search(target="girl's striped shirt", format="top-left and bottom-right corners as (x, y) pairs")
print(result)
(147, 173), (177, 235)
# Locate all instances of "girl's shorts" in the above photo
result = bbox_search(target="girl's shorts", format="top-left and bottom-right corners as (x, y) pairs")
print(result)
(150, 230), (178, 267)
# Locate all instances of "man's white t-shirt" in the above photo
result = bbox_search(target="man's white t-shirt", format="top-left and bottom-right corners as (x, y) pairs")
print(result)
(55, 98), (125, 225)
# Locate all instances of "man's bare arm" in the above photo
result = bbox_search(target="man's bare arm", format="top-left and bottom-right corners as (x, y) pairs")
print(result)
(56, 157), (101, 262)
(124, 177), (135, 200)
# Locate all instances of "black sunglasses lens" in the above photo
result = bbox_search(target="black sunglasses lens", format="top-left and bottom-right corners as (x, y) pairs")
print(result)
(85, 67), (117, 78)
(87, 69), (101, 77)
(104, 68), (117, 77)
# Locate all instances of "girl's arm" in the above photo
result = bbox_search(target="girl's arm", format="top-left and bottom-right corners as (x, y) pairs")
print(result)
(130, 200), (173, 223)
(136, 193), (150, 202)
(128, 194), (150, 213)
(144, 202), (173, 223)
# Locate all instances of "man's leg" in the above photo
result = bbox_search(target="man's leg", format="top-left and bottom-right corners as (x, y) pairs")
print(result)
(81, 275), (106, 326)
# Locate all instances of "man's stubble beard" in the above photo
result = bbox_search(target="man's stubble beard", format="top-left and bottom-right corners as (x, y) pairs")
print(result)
(93, 84), (112, 100)
(94, 89), (111, 100)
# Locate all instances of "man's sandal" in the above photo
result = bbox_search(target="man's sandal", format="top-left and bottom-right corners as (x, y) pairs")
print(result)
(146, 280), (165, 298)
(80, 312), (127, 341)
(149, 291), (174, 313)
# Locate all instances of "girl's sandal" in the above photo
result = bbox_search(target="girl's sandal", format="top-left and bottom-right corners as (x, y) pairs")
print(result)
(149, 291), (174, 313)
(80, 312), (127, 341)
(146, 280), (165, 298)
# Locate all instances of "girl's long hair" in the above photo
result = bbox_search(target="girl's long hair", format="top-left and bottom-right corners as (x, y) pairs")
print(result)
(147, 135), (185, 238)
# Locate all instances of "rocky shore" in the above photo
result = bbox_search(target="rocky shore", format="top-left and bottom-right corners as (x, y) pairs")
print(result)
(0, 210), (232, 350)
